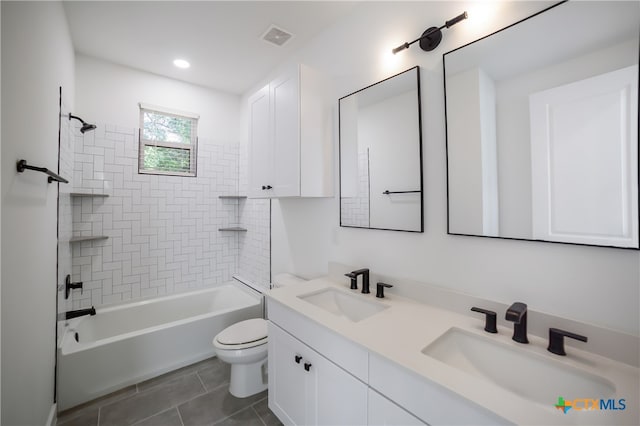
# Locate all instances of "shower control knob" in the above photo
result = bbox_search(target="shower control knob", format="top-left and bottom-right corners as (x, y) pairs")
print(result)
(295, 355), (302, 364)
(304, 362), (312, 372)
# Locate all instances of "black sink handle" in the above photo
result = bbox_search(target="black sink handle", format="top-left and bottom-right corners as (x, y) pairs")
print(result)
(470, 307), (498, 333)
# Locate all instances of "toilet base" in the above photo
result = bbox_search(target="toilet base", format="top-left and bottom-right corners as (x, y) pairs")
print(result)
(228, 358), (268, 398)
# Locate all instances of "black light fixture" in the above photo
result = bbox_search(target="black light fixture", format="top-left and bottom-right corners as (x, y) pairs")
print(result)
(392, 11), (468, 54)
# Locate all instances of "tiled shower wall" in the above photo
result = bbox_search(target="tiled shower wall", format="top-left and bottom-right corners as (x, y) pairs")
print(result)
(58, 99), (75, 317)
(67, 123), (270, 309)
(238, 142), (270, 289)
(340, 150), (370, 227)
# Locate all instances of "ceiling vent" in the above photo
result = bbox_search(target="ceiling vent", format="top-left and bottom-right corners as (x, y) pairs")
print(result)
(261, 25), (294, 47)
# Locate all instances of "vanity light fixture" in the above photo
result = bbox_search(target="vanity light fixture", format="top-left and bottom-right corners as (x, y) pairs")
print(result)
(392, 11), (468, 54)
(173, 58), (190, 69)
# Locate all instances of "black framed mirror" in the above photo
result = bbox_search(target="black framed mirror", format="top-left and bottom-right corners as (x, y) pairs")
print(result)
(444, 1), (639, 249)
(339, 66), (424, 232)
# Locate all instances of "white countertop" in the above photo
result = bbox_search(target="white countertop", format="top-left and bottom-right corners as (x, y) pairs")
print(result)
(267, 276), (640, 425)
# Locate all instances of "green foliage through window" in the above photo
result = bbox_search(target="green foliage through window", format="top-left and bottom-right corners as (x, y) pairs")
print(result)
(139, 107), (197, 176)
(143, 146), (190, 172)
(142, 111), (192, 144)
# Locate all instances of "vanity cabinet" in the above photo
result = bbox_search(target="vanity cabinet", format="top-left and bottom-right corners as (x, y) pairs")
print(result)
(368, 389), (425, 425)
(248, 63), (333, 199)
(268, 322), (368, 426)
(369, 353), (508, 425)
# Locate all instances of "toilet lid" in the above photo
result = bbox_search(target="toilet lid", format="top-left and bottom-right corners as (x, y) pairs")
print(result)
(216, 318), (267, 346)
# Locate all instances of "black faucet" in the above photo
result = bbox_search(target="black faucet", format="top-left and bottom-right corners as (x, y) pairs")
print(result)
(64, 307), (96, 320)
(345, 268), (370, 294)
(505, 302), (528, 343)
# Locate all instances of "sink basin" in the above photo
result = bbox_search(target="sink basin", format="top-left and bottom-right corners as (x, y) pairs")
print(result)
(297, 288), (388, 322)
(422, 327), (616, 405)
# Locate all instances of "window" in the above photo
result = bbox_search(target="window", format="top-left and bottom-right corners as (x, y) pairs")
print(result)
(138, 103), (199, 176)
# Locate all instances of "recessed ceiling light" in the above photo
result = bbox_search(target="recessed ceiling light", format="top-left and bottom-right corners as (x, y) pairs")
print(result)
(173, 59), (190, 69)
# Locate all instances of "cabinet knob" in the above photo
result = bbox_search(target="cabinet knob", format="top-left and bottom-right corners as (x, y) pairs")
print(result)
(295, 355), (302, 364)
(304, 362), (312, 372)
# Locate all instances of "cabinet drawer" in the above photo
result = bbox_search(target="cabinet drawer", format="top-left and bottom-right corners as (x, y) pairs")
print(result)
(267, 298), (369, 382)
(368, 388), (426, 425)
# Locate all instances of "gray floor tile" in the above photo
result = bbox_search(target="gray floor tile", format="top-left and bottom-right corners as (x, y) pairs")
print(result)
(178, 386), (267, 426)
(57, 407), (99, 426)
(58, 385), (137, 425)
(138, 357), (218, 393)
(133, 408), (183, 426)
(196, 359), (230, 391)
(100, 374), (205, 426)
(58, 385), (137, 424)
(251, 398), (282, 426)
(214, 407), (263, 426)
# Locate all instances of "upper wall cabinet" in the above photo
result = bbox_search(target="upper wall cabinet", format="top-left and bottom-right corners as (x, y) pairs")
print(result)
(248, 64), (333, 198)
(444, 1), (639, 249)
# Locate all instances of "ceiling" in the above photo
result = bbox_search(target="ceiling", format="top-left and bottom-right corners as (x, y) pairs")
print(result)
(63, 1), (359, 95)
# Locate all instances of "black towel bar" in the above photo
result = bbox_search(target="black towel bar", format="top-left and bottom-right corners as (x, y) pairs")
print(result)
(382, 190), (420, 195)
(16, 159), (68, 184)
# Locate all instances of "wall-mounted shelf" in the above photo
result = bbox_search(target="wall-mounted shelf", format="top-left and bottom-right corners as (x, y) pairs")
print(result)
(70, 236), (109, 243)
(70, 192), (109, 198)
(218, 227), (247, 232)
(218, 195), (247, 199)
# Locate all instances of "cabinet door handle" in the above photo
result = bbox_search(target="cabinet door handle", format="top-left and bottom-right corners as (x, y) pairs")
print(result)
(304, 362), (312, 372)
(294, 355), (302, 364)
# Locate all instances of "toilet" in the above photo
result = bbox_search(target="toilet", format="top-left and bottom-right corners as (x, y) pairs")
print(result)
(213, 273), (305, 398)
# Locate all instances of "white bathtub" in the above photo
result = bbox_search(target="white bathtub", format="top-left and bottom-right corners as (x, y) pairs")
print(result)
(57, 282), (263, 410)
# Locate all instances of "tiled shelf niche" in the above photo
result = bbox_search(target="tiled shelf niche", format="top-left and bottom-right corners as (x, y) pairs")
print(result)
(218, 195), (247, 232)
(69, 192), (109, 243)
(70, 192), (109, 198)
(70, 235), (109, 243)
(218, 227), (248, 232)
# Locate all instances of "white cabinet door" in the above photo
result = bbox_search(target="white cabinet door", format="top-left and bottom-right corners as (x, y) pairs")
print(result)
(271, 67), (301, 197)
(247, 64), (332, 199)
(268, 322), (367, 426)
(268, 322), (313, 426)
(248, 85), (274, 198)
(368, 389), (426, 425)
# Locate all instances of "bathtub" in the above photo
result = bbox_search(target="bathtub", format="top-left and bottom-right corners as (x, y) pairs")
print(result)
(57, 281), (263, 410)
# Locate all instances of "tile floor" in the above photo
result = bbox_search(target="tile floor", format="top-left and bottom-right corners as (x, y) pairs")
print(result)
(57, 357), (281, 426)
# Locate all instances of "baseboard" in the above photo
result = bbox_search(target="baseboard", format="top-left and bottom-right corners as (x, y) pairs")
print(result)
(46, 403), (57, 426)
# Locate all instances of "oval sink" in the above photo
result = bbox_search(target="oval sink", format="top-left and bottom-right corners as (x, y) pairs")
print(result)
(297, 288), (388, 322)
(422, 327), (616, 406)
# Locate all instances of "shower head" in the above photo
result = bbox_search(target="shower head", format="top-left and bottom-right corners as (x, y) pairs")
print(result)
(69, 113), (96, 134)
(80, 123), (97, 134)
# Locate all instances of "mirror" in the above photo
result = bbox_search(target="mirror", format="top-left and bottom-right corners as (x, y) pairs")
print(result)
(444, 1), (639, 248)
(339, 66), (423, 232)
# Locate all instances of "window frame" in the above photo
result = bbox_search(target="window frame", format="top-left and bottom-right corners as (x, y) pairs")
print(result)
(138, 103), (199, 177)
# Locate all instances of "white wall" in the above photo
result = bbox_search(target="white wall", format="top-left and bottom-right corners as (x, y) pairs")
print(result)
(76, 55), (240, 141)
(1, 1), (75, 424)
(244, 1), (640, 336)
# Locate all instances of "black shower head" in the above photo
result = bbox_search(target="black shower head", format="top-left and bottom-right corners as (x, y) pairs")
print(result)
(80, 123), (97, 134)
(69, 113), (96, 134)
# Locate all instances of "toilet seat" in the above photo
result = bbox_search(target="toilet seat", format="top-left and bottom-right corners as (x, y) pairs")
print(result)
(214, 318), (267, 350)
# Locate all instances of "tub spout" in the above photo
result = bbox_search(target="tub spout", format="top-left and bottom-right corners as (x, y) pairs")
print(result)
(64, 307), (96, 320)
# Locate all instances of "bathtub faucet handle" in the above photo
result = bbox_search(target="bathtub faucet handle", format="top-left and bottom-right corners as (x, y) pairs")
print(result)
(65, 274), (84, 299)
